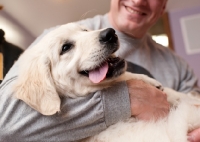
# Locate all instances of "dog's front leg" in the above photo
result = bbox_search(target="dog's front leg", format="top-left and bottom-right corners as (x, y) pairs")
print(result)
(118, 72), (163, 90)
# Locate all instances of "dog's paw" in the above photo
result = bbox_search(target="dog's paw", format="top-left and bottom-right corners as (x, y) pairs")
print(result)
(123, 72), (163, 91)
(156, 84), (163, 91)
(150, 79), (163, 91)
(142, 76), (163, 91)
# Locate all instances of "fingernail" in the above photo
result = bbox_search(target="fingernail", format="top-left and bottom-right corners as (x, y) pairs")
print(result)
(188, 135), (194, 142)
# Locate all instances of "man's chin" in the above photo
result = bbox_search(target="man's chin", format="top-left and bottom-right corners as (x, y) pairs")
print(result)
(119, 22), (147, 38)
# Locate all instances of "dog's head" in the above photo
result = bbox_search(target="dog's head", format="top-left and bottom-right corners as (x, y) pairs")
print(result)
(13, 23), (126, 115)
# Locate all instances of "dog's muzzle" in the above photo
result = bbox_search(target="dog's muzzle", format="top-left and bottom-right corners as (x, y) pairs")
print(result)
(79, 28), (125, 84)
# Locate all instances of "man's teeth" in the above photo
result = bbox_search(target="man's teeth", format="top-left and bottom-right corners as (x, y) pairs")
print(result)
(126, 7), (143, 15)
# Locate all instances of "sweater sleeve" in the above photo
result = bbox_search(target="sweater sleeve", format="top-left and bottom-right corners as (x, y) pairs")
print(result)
(170, 51), (200, 94)
(179, 60), (200, 94)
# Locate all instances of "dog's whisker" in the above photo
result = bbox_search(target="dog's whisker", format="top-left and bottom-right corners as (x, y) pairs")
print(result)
(79, 9), (98, 21)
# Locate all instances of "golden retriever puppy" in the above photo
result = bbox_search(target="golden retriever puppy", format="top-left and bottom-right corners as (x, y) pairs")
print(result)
(13, 23), (200, 142)
(13, 23), (161, 115)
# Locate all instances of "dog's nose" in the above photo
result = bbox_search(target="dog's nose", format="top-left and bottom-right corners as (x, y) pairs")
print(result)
(99, 28), (117, 43)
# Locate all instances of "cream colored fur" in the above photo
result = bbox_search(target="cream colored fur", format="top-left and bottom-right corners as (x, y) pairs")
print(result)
(13, 23), (161, 115)
(13, 23), (200, 142)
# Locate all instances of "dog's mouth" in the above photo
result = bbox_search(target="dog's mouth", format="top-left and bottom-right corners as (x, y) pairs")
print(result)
(80, 56), (126, 83)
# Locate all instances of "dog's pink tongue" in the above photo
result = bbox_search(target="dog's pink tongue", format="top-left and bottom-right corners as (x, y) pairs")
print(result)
(89, 62), (108, 83)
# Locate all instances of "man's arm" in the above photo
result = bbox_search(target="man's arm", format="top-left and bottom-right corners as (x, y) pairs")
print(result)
(172, 51), (200, 94)
(0, 61), (132, 141)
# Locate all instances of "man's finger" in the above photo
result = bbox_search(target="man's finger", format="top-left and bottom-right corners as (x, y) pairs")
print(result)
(188, 128), (200, 142)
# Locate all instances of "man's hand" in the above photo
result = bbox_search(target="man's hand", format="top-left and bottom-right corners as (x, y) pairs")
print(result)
(127, 79), (170, 121)
(188, 128), (200, 142)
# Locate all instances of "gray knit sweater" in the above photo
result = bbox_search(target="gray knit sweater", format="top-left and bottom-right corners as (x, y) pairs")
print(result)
(0, 14), (199, 142)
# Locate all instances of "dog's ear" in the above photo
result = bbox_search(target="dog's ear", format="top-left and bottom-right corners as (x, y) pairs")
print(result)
(13, 52), (61, 115)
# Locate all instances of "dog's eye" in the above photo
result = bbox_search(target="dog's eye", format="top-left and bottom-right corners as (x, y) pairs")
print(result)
(61, 43), (73, 55)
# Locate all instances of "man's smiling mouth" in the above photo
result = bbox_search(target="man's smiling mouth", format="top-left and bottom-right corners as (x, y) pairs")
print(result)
(125, 6), (146, 16)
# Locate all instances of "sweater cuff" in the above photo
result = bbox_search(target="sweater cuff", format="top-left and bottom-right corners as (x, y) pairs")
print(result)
(101, 82), (131, 126)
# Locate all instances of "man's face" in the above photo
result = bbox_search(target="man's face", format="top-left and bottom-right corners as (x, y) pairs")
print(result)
(109, 0), (167, 38)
